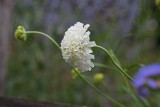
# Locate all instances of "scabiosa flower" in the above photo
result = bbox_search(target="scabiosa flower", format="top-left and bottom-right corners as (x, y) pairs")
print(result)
(61, 22), (96, 72)
(133, 63), (160, 98)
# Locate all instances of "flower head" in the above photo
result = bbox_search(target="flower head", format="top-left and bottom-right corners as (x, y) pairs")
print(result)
(61, 22), (96, 72)
(133, 63), (160, 98)
(15, 26), (27, 41)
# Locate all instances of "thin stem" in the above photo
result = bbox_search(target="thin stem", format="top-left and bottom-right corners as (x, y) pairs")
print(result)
(94, 45), (143, 106)
(94, 45), (135, 82)
(73, 68), (126, 107)
(102, 82), (111, 95)
(126, 63), (144, 71)
(94, 62), (115, 71)
(94, 90), (103, 107)
(114, 34), (133, 53)
(25, 31), (61, 51)
(139, 97), (150, 107)
(121, 73), (142, 107)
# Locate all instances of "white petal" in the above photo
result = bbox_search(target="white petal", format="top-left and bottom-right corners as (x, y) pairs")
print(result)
(88, 41), (96, 47)
(84, 24), (90, 30)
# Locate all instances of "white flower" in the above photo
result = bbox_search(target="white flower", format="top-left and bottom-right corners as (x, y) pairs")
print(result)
(61, 22), (96, 72)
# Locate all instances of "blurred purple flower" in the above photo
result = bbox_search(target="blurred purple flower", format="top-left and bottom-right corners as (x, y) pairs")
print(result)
(116, 0), (140, 36)
(61, 0), (71, 12)
(46, 0), (60, 9)
(84, 6), (95, 19)
(147, 79), (158, 89)
(133, 63), (160, 98)
(75, 0), (88, 8)
(24, 1), (33, 8)
(45, 13), (59, 26)
(138, 87), (149, 98)
(41, 0), (140, 36)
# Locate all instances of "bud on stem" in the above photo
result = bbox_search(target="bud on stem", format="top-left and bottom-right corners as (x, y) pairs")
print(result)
(15, 26), (26, 41)
(71, 68), (81, 79)
(94, 73), (104, 84)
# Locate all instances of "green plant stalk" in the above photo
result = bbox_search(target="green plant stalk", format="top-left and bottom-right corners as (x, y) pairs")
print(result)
(114, 34), (133, 53)
(94, 62), (141, 106)
(25, 31), (149, 106)
(94, 45), (143, 106)
(94, 45), (135, 82)
(94, 62), (115, 70)
(95, 63), (142, 106)
(73, 68), (126, 107)
(139, 97), (150, 107)
(94, 90), (103, 107)
(25, 31), (61, 51)
(121, 73), (142, 107)
(126, 63), (144, 71)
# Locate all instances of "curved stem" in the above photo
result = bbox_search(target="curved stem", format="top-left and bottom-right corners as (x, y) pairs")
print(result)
(122, 74), (142, 107)
(94, 45), (135, 82)
(23, 31), (129, 107)
(73, 68), (126, 107)
(94, 90), (102, 107)
(126, 63), (144, 71)
(114, 34), (133, 53)
(94, 46), (143, 106)
(25, 31), (61, 51)
(94, 62), (115, 71)
(95, 46), (144, 107)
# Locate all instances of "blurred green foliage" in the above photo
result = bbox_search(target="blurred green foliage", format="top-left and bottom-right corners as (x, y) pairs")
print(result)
(6, 0), (160, 107)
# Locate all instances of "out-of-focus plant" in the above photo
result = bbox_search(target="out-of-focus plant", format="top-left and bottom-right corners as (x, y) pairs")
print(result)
(133, 63), (160, 98)
(156, 0), (160, 8)
(14, 20), (148, 107)
(93, 73), (104, 85)
(9, 0), (160, 107)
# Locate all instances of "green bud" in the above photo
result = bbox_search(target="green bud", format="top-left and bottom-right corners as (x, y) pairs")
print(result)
(94, 73), (104, 84)
(71, 68), (80, 79)
(156, 0), (160, 8)
(15, 26), (26, 41)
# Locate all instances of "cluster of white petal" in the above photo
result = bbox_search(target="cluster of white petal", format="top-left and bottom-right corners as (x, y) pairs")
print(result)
(61, 22), (96, 72)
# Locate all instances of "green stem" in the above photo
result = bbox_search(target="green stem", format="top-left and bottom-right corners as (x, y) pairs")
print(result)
(121, 73), (142, 107)
(23, 31), (129, 107)
(102, 82), (111, 95)
(94, 46), (142, 106)
(94, 45), (135, 82)
(94, 62), (115, 71)
(94, 90), (102, 107)
(73, 68), (126, 107)
(25, 31), (61, 51)
(114, 34), (133, 53)
(139, 98), (150, 107)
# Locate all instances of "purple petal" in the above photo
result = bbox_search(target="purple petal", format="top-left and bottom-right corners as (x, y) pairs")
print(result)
(147, 79), (158, 89)
(138, 87), (149, 98)
(133, 63), (160, 88)
(133, 78), (146, 88)
(137, 63), (160, 78)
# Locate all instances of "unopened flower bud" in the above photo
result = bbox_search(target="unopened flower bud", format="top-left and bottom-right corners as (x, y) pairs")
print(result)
(156, 0), (160, 8)
(94, 73), (104, 84)
(15, 26), (26, 41)
(71, 68), (80, 79)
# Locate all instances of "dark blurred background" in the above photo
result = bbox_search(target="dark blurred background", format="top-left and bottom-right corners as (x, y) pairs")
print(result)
(0, 0), (160, 107)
